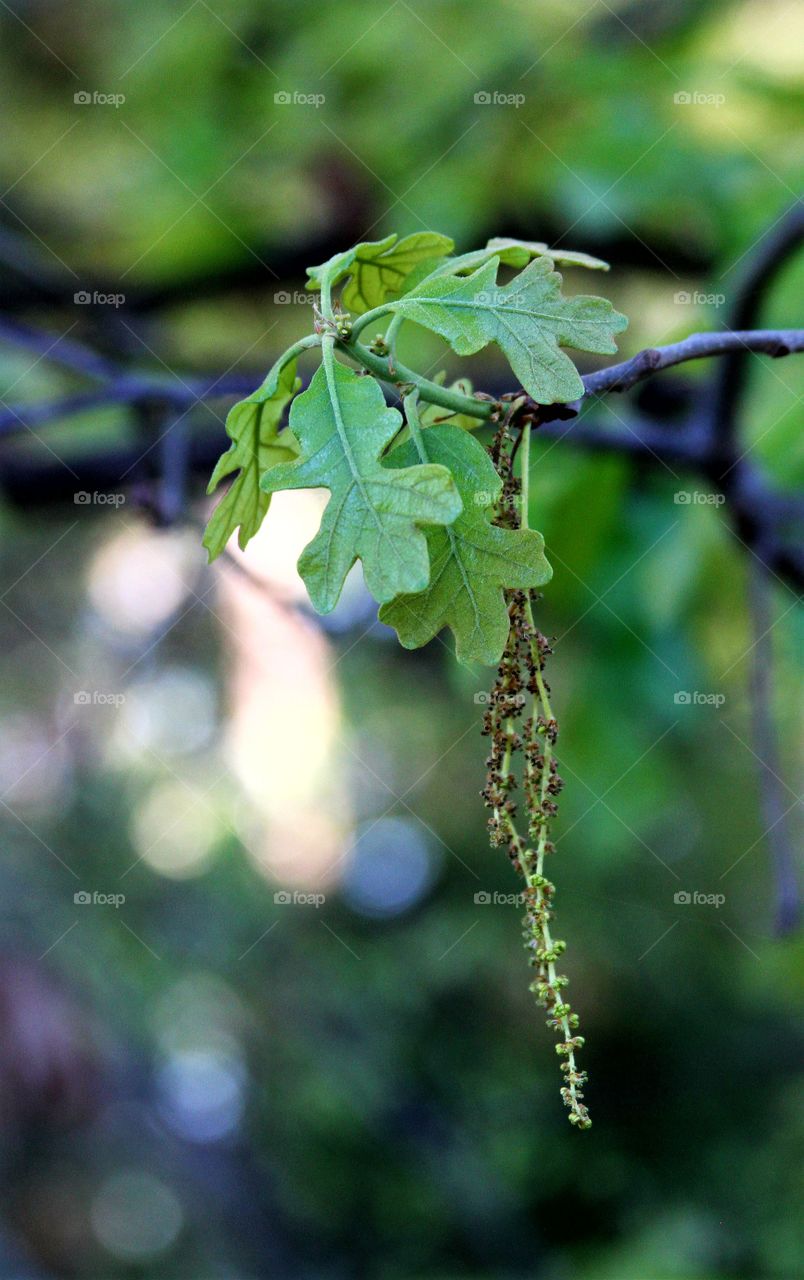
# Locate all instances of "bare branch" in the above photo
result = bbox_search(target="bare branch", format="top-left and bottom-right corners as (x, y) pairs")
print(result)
(580, 329), (804, 397)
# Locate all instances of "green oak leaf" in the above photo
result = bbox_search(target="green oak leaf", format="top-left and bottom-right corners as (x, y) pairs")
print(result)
(306, 233), (454, 313)
(427, 241), (608, 281)
(203, 359), (300, 561)
(379, 424), (552, 665)
(305, 246), (358, 293)
(385, 255), (628, 404)
(341, 232), (454, 313)
(485, 237), (610, 271)
(260, 355), (463, 613)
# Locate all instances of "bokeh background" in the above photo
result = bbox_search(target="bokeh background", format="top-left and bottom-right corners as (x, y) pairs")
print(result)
(0, 2), (802, 1277)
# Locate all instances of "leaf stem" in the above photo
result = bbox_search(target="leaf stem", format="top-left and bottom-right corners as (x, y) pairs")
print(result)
(337, 336), (494, 421)
(403, 389), (426, 460)
(384, 313), (405, 369)
(320, 277), (334, 321)
(320, 334), (371, 512)
(263, 334), (321, 391)
(519, 420), (531, 530)
(348, 304), (395, 341)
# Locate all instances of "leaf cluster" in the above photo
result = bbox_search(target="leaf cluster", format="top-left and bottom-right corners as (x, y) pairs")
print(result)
(205, 233), (627, 664)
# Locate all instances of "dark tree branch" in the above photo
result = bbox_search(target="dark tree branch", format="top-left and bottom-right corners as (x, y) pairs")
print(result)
(580, 329), (804, 397)
(710, 201), (804, 461)
(0, 378), (260, 436)
(705, 204), (803, 935)
(0, 202), (713, 317)
(0, 318), (802, 590)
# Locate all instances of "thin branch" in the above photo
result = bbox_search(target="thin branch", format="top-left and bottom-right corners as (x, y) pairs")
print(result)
(0, 377), (260, 436)
(0, 316), (117, 381)
(0, 324), (801, 592)
(580, 329), (804, 398)
(710, 201), (804, 460)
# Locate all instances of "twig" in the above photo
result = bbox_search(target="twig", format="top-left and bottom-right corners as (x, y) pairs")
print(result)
(710, 201), (804, 460)
(580, 329), (804, 398)
(0, 319), (801, 587)
(0, 377), (260, 436)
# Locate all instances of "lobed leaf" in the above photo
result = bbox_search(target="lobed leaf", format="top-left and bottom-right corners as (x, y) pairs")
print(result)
(341, 232), (454, 313)
(305, 245), (359, 294)
(483, 239), (609, 271)
(203, 359), (300, 561)
(260, 355), (463, 613)
(385, 255), (627, 403)
(379, 425), (552, 665)
(306, 233), (453, 312)
(485, 237), (610, 271)
(424, 240), (609, 282)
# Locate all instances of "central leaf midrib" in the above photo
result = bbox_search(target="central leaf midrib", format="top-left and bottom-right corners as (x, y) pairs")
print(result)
(448, 524), (482, 631)
(322, 340), (383, 535)
(399, 295), (610, 329)
(412, 425), (480, 633)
